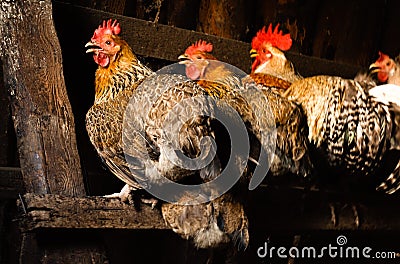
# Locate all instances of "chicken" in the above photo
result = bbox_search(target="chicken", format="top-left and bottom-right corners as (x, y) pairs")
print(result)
(279, 52), (400, 196)
(85, 19), (153, 201)
(160, 40), (279, 250)
(85, 20), (264, 249)
(370, 51), (400, 85)
(245, 24), (312, 181)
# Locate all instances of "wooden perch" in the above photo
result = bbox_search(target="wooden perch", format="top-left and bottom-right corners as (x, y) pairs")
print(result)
(19, 193), (167, 232)
(17, 190), (400, 233)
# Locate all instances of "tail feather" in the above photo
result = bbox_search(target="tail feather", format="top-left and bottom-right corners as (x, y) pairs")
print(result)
(377, 161), (400, 194)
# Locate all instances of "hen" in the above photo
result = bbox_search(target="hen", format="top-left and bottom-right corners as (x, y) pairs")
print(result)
(161, 40), (280, 250)
(85, 19), (153, 200)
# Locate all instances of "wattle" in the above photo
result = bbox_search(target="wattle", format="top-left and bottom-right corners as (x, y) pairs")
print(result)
(94, 52), (110, 68)
(186, 64), (201, 80)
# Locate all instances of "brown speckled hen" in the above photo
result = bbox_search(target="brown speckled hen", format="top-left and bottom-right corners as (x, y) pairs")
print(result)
(85, 19), (153, 200)
(160, 40), (277, 250)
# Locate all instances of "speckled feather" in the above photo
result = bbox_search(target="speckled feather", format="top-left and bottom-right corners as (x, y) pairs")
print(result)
(241, 74), (312, 179)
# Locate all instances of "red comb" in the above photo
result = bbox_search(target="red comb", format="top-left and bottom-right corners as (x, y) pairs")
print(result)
(92, 19), (121, 40)
(251, 23), (292, 51)
(376, 51), (389, 63)
(184, 40), (213, 56)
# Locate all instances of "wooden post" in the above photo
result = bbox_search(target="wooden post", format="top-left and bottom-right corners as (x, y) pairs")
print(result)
(0, 0), (107, 262)
(0, 0), (85, 196)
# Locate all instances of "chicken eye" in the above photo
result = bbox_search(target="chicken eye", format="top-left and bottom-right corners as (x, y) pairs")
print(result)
(105, 40), (111, 45)
(195, 55), (202, 59)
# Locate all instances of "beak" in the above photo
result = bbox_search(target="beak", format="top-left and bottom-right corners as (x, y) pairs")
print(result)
(250, 49), (258, 58)
(178, 54), (190, 64)
(85, 41), (101, 53)
(369, 62), (381, 73)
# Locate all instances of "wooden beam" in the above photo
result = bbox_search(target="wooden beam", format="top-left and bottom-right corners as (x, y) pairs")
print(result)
(53, 1), (360, 79)
(17, 190), (400, 233)
(19, 193), (167, 231)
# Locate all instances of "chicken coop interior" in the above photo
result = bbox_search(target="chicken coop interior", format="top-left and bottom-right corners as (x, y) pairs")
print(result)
(1, 0), (400, 263)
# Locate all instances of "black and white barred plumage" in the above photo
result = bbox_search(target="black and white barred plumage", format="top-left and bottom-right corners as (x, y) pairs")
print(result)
(285, 74), (400, 194)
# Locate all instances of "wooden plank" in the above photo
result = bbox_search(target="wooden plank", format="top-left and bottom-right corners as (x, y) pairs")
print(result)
(53, 1), (361, 79)
(250, 186), (400, 232)
(17, 190), (400, 232)
(0, 1), (108, 263)
(19, 193), (168, 231)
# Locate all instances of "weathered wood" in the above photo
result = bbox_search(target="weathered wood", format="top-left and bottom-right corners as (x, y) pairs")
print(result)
(164, 0), (201, 29)
(17, 190), (400, 232)
(0, 61), (10, 166)
(19, 193), (167, 231)
(0, 1), (108, 263)
(197, 0), (247, 40)
(0, 0), (85, 196)
(250, 186), (400, 232)
(53, 1), (361, 79)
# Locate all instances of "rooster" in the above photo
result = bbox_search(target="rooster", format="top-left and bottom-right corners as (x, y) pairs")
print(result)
(85, 19), (260, 249)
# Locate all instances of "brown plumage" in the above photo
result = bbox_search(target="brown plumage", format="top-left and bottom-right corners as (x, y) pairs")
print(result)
(161, 192), (249, 249)
(159, 40), (279, 250)
(85, 20), (153, 192)
(85, 21), (225, 192)
(247, 72), (291, 89)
